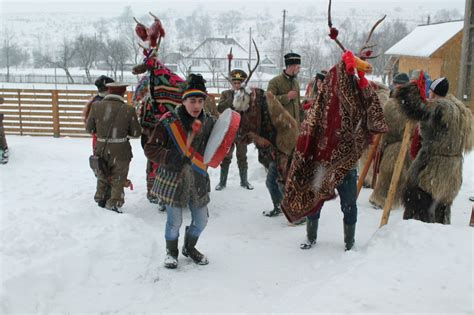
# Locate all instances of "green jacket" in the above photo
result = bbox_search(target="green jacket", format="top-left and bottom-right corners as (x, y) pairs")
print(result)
(267, 72), (302, 126)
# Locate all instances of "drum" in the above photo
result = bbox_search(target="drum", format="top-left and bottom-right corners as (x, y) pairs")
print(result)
(204, 108), (241, 168)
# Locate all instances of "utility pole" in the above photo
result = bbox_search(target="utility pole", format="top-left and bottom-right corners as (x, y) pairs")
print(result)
(427, 14), (431, 25)
(280, 9), (286, 69)
(458, 0), (473, 109)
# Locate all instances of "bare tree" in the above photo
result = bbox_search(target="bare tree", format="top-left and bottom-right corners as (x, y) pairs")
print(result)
(41, 38), (76, 83)
(74, 34), (100, 83)
(299, 38), (323, 82)
(201, 42), (221, 88)
(102, 38), (130, 81)
(217, 11), (242, 36)
(1, 30), (28, 82)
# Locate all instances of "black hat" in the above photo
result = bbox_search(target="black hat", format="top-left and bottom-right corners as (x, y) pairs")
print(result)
(95, 75), (114, 92)
(316, 72), (326, 81)
(393, 72), (409, 85)
(430, 77), (449, 97)
(230, 69), (248, 82)
(284, 53), (301, 67)
(182, 73), (207, 99)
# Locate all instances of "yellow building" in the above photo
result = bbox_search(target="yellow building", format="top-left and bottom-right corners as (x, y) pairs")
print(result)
(385, 20), (472, 110)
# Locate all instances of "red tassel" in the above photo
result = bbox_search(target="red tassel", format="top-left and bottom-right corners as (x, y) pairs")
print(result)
(410, 125), (421, 159)
(329, 27), (339, 40)
(357, 70), (369, 89)
(342, 50), (356, 75)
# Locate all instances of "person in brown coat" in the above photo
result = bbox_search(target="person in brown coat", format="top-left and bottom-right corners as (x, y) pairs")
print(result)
(263, 52), (302, 217)
(215, 69), (254, 191)
(144, 74), (216, 269)
(85, 82), (142, 212)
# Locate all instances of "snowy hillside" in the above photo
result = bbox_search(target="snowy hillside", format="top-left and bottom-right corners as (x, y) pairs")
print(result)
(0, 135), (472, 313)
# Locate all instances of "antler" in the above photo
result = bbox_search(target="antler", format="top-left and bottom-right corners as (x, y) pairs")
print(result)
(328, 0), (346, 52)
(358, 15), (386, 59)
(244, 39), (260, 86)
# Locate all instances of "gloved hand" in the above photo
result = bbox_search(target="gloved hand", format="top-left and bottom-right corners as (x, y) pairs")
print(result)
(166, 149), (191, 171)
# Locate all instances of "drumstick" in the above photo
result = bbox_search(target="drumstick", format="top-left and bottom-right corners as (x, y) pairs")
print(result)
(186, 119), (202, 155)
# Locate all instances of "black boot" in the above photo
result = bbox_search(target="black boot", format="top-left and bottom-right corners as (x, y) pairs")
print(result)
(262, 204), (281, 217)
(239, 168), (254, 190)
(215, 166), (229, 191)
(300, 218), (318, 249)
(158, 200), (166, 212)
(344, 223), (356, 251)
(182, 226), (209, 265)
(164, 239), (179, 269)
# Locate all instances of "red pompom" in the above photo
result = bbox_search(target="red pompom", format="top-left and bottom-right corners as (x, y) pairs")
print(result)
(328, 27), (339, 40)
(361, 50), (373, 58)
(192, 120), (202, 134)
(342, 50), (356, 75)
(357, 70), (369, 89)
(227, 53), (233, 61)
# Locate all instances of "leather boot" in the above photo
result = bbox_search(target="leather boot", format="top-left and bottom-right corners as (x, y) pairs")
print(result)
(300, 218), (319, 249)
(344, 223), (356, 251)
(239, 168), (254, 190)
(262, 204), (281, 217)
(215, 165), (229, 191)
(164, 239), (179, 269)
(182, 226), (209, 265)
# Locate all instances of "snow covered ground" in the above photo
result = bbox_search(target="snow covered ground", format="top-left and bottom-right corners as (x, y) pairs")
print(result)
(0, 135), (473, 313)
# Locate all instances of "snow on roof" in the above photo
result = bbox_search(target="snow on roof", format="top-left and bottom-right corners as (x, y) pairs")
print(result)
(187, 37), (252, 60)
(385, 21), (464, 58)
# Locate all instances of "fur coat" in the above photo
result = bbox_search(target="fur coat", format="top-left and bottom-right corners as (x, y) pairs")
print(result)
(396, 84), (474, 204)
(369, 96), (411, 208)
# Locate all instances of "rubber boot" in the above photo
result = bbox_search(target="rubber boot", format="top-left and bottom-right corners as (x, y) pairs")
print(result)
(344, 223), (356, 251)
(164, 239), (179, 269)
(300, 218), (319, 249)
(215, 165), (229, 191)
(239, 168), (254, 190)
(182, 226), (209, 265)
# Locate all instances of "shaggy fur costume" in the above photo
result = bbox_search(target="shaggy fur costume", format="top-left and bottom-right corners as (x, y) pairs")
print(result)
(369, 96), (411, 209)
(395, 83), (474, 223)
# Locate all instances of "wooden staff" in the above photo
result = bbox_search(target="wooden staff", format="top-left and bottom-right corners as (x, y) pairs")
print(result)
(379, 121), (415, 227)
(356, 134), (381, 197)
(469, 204), (474, 227)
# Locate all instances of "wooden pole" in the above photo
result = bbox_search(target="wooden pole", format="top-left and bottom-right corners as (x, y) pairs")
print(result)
(357, 134), (381, 197)
(379, 121), (414, 228)
(51, 90), (60, 137)
(469, 204), (474, 227)
(17, 90), (23, 136)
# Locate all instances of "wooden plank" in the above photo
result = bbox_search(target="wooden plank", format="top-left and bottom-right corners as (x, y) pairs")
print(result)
(4, 122), (54, 128)
(1, 111), (52, 117)
(4, 94), (52, 99)
(58, 95), (94, 100)
(59, 123), (87, 128)
(4, 117), (52, 122)
(58, 106), (86, 111)
(58, 129), (89, 134)
(58, 117), (83, 123)
(58, 101), (89, 106)
(6, 106), (52, 111)
(2, 99), (52, 105)
(58, 112), (84, 117)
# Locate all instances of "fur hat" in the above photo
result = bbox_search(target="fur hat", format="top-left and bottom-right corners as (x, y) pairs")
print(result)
(393, 72), (409, 85)
(230, 69), (248, 82)
(284, 53), (301, 67)
(430, 77), (449, 97)
(182, 73), (207, 99)
(94, 75), (114, 92)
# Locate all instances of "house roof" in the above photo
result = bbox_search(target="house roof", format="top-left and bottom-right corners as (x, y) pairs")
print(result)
(385, 20), (464, 58)
(187, 37), (252, 60)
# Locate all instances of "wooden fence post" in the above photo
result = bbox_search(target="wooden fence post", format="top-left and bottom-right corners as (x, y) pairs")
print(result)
(18, 90), (23, 136)
(357, 134), (381, 198)
(51, 90), (60, 137)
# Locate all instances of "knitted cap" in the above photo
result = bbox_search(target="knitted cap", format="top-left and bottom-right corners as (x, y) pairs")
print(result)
(430, 77), (449, 97)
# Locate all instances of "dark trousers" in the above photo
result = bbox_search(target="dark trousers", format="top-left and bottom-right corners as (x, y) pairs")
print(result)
(95, 157), (130, 208)
(220, 141), (248, 170)
(308, 169), (358, 225)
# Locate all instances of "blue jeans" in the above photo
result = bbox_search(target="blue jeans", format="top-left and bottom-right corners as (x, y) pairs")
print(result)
(308, 169), (358, 225)
(266, 161), (283, 207)
(165, 204), (209, 241)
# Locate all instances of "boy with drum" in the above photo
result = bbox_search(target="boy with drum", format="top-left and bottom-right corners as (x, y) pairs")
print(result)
(144, 74), (216, 269)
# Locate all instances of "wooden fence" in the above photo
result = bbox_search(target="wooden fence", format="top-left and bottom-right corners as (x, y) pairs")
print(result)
(0, 88), (219, 138)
